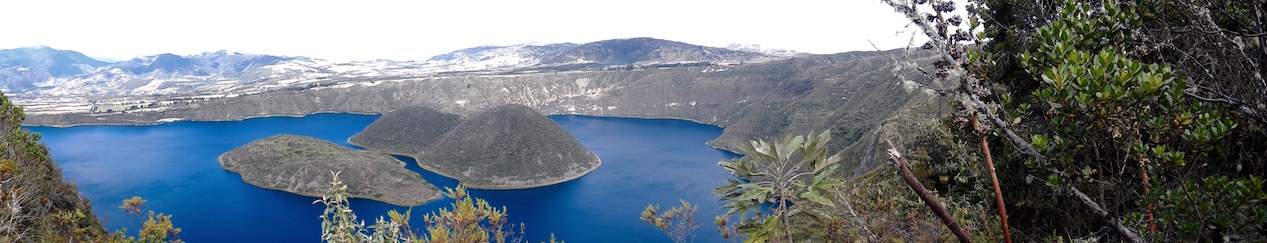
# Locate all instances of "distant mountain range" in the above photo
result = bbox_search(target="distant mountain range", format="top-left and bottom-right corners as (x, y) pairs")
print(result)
(0, 46), (108, 91)
(0, 38), (796, 98)
(724, 43), (807, 57)
(1, 47), (344, 98)
(422, 38), (803, 72)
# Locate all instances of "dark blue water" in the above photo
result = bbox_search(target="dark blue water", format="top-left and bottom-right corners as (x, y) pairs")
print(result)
(28, 113), (737, 242)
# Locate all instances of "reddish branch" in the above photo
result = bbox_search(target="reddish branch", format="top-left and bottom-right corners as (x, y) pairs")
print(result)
(1141, 166), (1155, 233)
(1134, 126), (1156, 234)
(972, 113), (1012, 243)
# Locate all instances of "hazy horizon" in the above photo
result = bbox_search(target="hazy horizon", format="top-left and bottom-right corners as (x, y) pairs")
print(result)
(1, 0), (927, 62)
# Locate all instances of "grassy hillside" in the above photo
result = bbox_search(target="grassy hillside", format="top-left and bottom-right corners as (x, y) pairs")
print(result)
(219, 134), (442, 206)
(347, 106), (461, 156)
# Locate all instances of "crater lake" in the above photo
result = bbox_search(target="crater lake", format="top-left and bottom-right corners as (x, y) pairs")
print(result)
(28, 113), (738, 242)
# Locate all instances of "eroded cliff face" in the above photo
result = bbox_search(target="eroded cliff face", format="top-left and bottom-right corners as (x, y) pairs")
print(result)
(29, 51), (933, 159)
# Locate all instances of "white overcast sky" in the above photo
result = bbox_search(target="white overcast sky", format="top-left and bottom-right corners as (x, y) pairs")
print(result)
(0, 0), (923, 62)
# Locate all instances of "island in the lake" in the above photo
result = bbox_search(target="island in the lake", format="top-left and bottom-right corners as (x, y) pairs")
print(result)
(348, 106), (463, 157)
(351, 104), (601, 189)
(219, 134), (442, 206)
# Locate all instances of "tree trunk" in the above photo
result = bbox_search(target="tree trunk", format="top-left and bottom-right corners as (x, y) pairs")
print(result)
(779, 192), (793, 243)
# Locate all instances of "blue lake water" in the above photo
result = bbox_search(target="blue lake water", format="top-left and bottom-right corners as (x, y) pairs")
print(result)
(28, 113), (738, 242)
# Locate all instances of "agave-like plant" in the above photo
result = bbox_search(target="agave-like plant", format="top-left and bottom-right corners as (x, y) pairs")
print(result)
(715, 130), (842, 243)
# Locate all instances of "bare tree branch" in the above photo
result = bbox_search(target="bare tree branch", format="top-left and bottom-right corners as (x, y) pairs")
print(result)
(886, 142), (973, 243)
(1072, 187), (1145, 243)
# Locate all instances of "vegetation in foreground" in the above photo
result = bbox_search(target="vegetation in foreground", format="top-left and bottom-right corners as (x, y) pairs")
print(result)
(0, 91), (108, 241)
(634, 0), (1266, 242)
(313, 171), (562, 243)
(1, 91), (186, 242)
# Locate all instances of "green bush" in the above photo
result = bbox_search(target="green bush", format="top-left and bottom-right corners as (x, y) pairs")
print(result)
(314, 171), (552, 243)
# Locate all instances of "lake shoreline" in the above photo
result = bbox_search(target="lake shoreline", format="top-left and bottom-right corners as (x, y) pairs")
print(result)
(28, 110), (739, 153)
(220, 144), (448, 207)
(347, 138), (604, 190)
(34, 113), (738, 242)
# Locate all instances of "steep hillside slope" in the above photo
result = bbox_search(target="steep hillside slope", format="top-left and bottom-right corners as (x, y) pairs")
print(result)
(0, 92), (107, 240)
(418, 104), (600, 189)
(219, 134), (442, 206)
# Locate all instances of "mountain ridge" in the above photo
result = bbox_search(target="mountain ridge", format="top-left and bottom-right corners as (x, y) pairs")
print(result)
(0, 46), (109, 91)
(2, 38), (785, 100)
(540, 37), (771, 65)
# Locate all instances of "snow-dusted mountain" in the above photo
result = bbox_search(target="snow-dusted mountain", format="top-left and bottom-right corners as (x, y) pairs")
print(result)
(725, 44), (809, 58)
(32, 51), (348, 97)
(540, 37), (775, 66)
(419, 38), (783, 72)
(3, 38), (790, 99)
(421, 43), (578, 72)
(0, 46), (109, 92)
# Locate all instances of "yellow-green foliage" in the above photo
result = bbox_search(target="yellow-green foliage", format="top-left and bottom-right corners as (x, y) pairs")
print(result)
(314, 171), (548, 243)
(420, 186), (517, 243)
(639, 200), (699, 243)
(111, 196), (183, 243)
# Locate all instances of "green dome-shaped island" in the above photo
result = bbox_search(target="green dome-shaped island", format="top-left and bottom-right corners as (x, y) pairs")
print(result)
(351, 104), (601, 189)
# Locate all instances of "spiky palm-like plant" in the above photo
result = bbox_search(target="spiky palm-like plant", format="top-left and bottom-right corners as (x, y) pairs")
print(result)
(715, 130), (842, 243)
